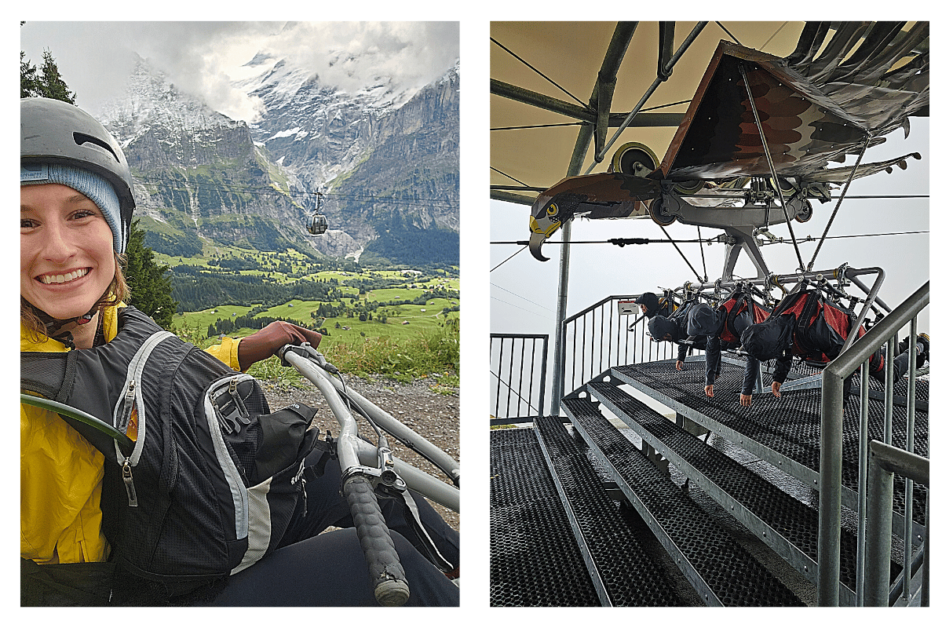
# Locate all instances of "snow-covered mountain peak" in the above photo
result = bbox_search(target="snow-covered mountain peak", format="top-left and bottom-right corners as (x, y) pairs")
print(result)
(99, 56), (242, 145)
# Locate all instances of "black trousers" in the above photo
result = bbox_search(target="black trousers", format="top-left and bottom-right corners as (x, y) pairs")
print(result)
(207, 447), (459, 606)
(843, 349), (913, 401)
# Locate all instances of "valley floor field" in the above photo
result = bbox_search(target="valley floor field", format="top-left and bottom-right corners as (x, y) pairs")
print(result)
(163, 247), (459, 382)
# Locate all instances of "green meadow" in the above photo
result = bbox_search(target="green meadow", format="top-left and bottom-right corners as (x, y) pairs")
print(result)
(165, 247), (459, 383)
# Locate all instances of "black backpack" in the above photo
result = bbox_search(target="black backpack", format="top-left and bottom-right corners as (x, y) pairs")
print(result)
(21, 306), (319, 592)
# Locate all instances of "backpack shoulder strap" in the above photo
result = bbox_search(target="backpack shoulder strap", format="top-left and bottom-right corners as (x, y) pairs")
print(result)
(21, 307), (162, 398)
(21, 307), (167, 455)
(795, 292), (822, 333)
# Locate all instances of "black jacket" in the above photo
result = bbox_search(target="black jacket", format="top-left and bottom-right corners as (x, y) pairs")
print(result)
(704, 305), (761, 394)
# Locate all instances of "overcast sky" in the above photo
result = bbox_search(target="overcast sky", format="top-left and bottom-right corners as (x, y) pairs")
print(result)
(20, 21), (459, 122)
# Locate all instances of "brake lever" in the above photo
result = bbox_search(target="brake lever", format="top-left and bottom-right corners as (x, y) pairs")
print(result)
(278, 342), (340, 374)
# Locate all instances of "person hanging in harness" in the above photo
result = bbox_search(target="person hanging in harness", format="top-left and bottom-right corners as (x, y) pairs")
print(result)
(647, 298), (707, 371)
(739, 287), (928, 403)
(634, 291), (674, 319)
(20, 97), (458, 606)
(685, 292), (771, 407)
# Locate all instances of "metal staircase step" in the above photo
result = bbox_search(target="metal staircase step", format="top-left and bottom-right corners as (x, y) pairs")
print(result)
(612, 360), (928, 534)
(490, 427), (600, 606)
(588, 380), (878, 605)
(562, 396), (805, 607)
(533, 415), (683, 606)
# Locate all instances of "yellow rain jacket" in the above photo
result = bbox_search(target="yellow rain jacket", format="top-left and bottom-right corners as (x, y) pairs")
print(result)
(21, 304), (242, 565)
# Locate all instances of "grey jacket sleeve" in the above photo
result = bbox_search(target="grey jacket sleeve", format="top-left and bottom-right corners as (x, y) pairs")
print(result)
(705, 336), (721, 385)
(741, 355), (761, 395)
(772, 354), (792, 384)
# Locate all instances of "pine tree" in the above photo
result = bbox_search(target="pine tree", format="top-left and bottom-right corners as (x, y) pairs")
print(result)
(124, 220), (178, 329)
(20, 46), (75, 103)
(20, 51), (40, 98)
(38, 50), (76, 103)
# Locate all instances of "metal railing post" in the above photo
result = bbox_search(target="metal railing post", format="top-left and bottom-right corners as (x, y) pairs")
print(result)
(863, 440), (930, 606)
(819, 366), (845, 606)
(855, 357), (870, 604)
(550, 219), (573, 416)
(817, 280), (929, 606)
(863, 442), (896, 606)
(491, 334), (550, 424)
(922, 493), (930, 607)
(903, 319), (918, 602)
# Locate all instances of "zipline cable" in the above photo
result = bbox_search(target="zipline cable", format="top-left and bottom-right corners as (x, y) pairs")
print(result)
(491, 245), (528, 272)
(759, 22), (788, 52)
(489, 230), (929, 247)
(490, 167), (530, 187)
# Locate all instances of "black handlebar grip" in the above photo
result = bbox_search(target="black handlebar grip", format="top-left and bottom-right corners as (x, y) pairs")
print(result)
(343, 474), (411, 606)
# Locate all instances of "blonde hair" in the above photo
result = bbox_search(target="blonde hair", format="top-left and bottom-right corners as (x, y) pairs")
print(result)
(21, 252), (130, 341)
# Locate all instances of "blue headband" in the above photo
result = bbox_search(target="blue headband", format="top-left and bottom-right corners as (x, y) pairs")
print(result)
(21, 163), (125, 254)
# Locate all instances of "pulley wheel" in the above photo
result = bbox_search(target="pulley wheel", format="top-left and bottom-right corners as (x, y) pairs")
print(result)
(611, 142), (659, 177)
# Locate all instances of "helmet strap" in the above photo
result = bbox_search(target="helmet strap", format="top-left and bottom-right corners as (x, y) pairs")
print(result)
(22, 291), (107, 349)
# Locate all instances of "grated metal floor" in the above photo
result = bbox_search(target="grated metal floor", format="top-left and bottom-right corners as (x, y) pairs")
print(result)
(534, 416), (683, 606)
(490, 427), (600, 606)
(614, 360), (928, 526)
(489, 357), (926, 607)
(587, 380), (906, 596)
(564, 397), (805, 606)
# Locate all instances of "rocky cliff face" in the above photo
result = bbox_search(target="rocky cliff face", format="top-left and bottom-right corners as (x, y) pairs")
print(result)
(100, 59), (305, 253)
(101, 54), (459, 263)
(244, 56), (460, 260)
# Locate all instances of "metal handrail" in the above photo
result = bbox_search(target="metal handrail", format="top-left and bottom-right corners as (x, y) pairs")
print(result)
(490, 334), (549, 424)
(818, 280), (929, 606)
(555, 294), (683, 407)
(864, 440), (929, 606)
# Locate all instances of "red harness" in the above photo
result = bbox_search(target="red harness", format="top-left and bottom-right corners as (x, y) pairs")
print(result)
(718, 295), (770, 344)
(771, 291), (876, 367)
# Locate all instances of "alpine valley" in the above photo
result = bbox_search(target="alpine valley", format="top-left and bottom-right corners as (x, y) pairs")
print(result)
(98, 50), (459, 266)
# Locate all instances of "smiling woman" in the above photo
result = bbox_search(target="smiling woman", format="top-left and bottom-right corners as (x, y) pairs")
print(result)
(20, 97), (458, 607)
(21, 184), (121, 347)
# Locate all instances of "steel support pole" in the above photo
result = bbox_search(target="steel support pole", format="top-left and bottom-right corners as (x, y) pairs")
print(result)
(586, 21), (707, 173)
(592, 22), (639, 161)
(809, 137), (871, 270)
(818, 367), (845, 606)
(490, 189), (538, 206)
(550, 121), (593, 415)
(552, 23), (638, 415)
(839, 267), (885, 356)
(490, 79), (684, 128)
(550, 218), (573, 416)
(739, 63), (805, 272)
(864, 444), (895, 606)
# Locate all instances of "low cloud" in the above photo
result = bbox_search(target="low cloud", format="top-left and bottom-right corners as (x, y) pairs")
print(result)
(21, 21), (459, 121)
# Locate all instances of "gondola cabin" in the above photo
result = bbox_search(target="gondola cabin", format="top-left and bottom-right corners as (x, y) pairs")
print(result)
(308, 213), (328, 235)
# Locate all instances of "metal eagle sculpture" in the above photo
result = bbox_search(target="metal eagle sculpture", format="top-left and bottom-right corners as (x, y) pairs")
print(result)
(529, 22), (928, 275)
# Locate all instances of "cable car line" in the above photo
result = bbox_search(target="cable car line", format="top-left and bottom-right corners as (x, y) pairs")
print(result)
(131, 174), (457, 207)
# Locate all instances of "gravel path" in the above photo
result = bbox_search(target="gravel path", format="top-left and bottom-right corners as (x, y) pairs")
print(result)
(260, 376), (460, 532)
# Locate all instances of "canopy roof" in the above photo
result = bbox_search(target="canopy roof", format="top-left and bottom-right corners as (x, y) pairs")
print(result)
(490, 22), (928, 208)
